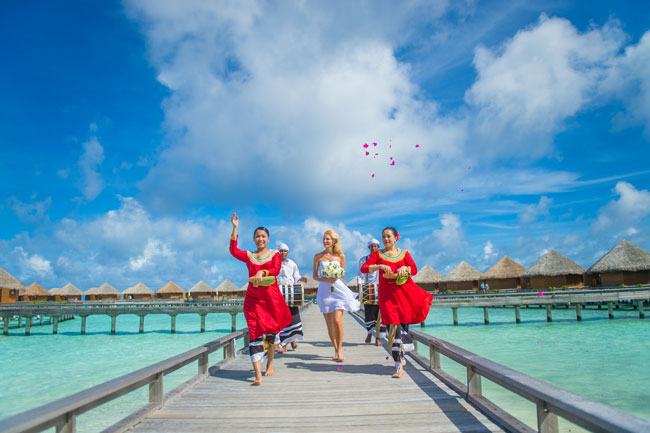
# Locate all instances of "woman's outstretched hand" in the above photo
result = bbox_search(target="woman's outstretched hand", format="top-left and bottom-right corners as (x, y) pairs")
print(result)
(231, 213), (239, 228)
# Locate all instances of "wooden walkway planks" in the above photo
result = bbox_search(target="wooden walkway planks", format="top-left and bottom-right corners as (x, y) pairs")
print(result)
(128, 305), (504, 433)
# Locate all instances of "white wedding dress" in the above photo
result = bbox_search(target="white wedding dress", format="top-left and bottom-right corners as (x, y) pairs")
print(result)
(316, 260), (361, 314)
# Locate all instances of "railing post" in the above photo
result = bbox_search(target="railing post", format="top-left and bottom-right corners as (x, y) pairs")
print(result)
(56, 412), (76, 433)
(149, 372), (163, 406)
(223, 338), (235, 359)
(536, 399), (559, 433)
(429, 344), (440, 370)
(198, 351), (208, 376)
(467, 365), (482, 397)
(244, 330), (250, 348)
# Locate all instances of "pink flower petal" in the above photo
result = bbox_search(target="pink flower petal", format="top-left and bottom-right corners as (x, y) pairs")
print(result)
(461, 189), (464, 192)
(389, 145), (392, 148)
(365, 151), (369, 156)
(386, 356), (389, 360)
(373, 142), (377, 146)
(363, 143), (369, 148)
(371, 174), (375, 178)
(538, 292), (543, 296)
(390, 161), (395, 166)
(337, 366), (342, 370)
(415, 144), (420, 148)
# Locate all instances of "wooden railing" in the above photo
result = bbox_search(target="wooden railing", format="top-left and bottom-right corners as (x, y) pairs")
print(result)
(0, 328), (249, 433)
(408, 329), (650, 433)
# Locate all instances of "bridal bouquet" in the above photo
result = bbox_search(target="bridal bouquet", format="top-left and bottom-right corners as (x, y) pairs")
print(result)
(321, 262), (344, 292)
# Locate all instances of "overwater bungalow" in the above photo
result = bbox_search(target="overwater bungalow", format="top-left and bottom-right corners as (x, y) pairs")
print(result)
(216, 280), (240, 298)
(155, 281), (185, 299)
(20, 282), (52, 301)
(303, 276), (319, 296)
(413, 265), (443, 292)
(85, 282), (122, 301)
(123, 282), (155, 300)
(188, 280), (215, 298)
(346, 276), (358, 290)
(53, 283), (83, 301)
(522, 250), (585, 289)
(0, 266), (25, 303)
(440, 261), (482, 291)
(238, 282), (248, 297)
(586, 240), (650, 286)
(482, 256), (526, 290)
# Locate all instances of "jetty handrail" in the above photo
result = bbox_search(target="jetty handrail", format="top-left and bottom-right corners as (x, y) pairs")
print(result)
(0, 328), (249, 433)
(432, 285), (650, 300)
(408, 329), (650, 433)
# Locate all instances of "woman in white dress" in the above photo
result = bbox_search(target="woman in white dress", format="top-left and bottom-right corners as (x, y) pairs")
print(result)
(313, 229), (361, 362)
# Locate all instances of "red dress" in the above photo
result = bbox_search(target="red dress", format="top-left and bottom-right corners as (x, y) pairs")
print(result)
(230, 237), (292, 341)
(361, 249), (433, 325)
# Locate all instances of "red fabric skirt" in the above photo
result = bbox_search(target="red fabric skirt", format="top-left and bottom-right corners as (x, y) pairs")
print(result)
(379, 278), (433, 325)
(243, 283), (292, 341)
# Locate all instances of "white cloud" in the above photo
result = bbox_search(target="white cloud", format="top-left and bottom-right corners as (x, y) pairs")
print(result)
(466, 15), (626, 156)
(12, 247), (53, 280)
(520, 196), (553, 224)
(7, 196), (52, 224)
(592, 182), (650, 237)
(78, 136), (105, 200)
(129, 239), (174, 270)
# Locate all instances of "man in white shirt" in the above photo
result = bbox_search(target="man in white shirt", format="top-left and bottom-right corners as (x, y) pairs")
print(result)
(358, 238), (385, 345)
(277, 243), (307, 351)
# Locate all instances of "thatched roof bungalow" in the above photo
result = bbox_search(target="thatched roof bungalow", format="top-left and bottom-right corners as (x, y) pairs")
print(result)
(482, 257), (526, 290)
(189, 280), (215, 298)
(413, 265), (443, 292)
(86, 282), (122, 300)
(20, 282), (52, 301)
(238, 282), (249, 297)
(303, 276), (319, 296)
(0, 266), (25, 303)
(216, 280), (240, 298)
(156, 281), (185, 299)
(123, 282), (155, 300)
(522, 250), (585, 289)
(53, 283), (83, 301)
(587, 240), (650, 286)
(346, 277), (358, 291)
(440, 262), (482, 291)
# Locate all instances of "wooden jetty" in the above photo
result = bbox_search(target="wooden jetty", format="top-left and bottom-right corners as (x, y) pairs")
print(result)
(2, 305), (650, 433)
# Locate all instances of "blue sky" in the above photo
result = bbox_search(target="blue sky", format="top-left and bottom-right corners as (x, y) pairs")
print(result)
(2, 0), (650, 289)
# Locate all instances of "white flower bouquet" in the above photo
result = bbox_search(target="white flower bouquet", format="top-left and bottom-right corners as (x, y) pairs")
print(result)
(321, 262), (344, 292)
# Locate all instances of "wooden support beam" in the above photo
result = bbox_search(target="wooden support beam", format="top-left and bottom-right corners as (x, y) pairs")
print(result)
(608, 302), (614, 319)
(452, 307), (458, 326)
(53, 316), (59, 334)
(81, 315), (87, 335)
(25, 316), (32, 336)
(149, 373), (163, 406)
(230, 312), (237, 332)
(171, 315), (177, 334)
(536, 399), (559, 433)
(546, 305), (552, 322)
(139, 315), (145, 334)
(17, 315), (22, 328)
(430, 344), (440, 370)
(111, 315), (117, 335)
(576, 304), (582, 321)
(198, 352), (208, 375)
(638, 300), (645, 319)
(515, 306), (521, 324)
(200, 314), (206, 333)
(467, 365), (482, 397)
(3, 316), (9, 335)
(483, 307), (489, 325)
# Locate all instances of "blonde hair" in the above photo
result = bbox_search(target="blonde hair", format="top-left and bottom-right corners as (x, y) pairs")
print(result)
(324, 229), (343, 255)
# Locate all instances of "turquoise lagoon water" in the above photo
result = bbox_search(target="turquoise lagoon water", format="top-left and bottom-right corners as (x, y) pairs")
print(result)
(0, 313), (246, 432)
(1, 307), (649, 432)
(418, 306), (650, 432)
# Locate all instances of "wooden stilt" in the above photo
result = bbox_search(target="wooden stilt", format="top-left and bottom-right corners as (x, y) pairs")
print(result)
(81, 315), (87, 335)
(111, 315), (117, 335)
(171, 315), (177, 334)
(452, 308), (458, 326)
(139, 315), (145, 334)
(546, 305), (552, 322)
(483, 307), (489, 325)
(200, 314), (206, 333)
(608, 302), (614, 319)
(576, 304), (582, 321)
(515, 306), (521, 324)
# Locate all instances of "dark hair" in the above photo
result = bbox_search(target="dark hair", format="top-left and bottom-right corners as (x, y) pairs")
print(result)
(253, 226), (270, 237)
(382, 226), (399, 240)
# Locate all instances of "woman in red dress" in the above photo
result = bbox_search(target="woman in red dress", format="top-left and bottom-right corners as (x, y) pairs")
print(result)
(229, 213), (292, 385)
(361, 227), (433, 378)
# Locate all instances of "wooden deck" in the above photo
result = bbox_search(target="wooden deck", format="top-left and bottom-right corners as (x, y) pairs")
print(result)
(127, 305), (504, 433)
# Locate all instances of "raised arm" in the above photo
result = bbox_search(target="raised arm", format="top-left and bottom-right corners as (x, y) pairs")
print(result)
(229, 213), (247, 262)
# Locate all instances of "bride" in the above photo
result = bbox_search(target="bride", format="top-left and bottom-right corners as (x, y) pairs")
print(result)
(313, 229), (361, 361)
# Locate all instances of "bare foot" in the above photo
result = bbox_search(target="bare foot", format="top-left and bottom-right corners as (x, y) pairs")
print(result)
(264, 368), (274, 376)
(291, 342), (298, 350)
(375, 339), (381, 346)
(251, 379), (263, 386)
(282, 345), (287, 353)
(392, 365), (404, 378)
(336, 354), (345, 362)
(331, 356), (340, 361)
(365, 334), (372, 344)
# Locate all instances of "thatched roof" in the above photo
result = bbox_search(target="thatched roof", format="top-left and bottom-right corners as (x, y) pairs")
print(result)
(216, 280), (240, 293)
(24, 282), (50, 297)
(588, 240), (650, 273)
(0, 266), (26, 291)
(483, 257), (526, 279)
(49, 287), (61, 294)
(123, 282), (154, 295)
(86, 282), (121, 296)
(346, 277), (358, 287)
(443, 261), (482, 282)
(57, 283), (83, 296)
(522, 250), (585, 277)
(303, 276), (319, 289)
(413, 265), (443, 283)
(157, 281), (185, 294)
(239, 282), (249, 292)
(189, 280), (215, 294)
